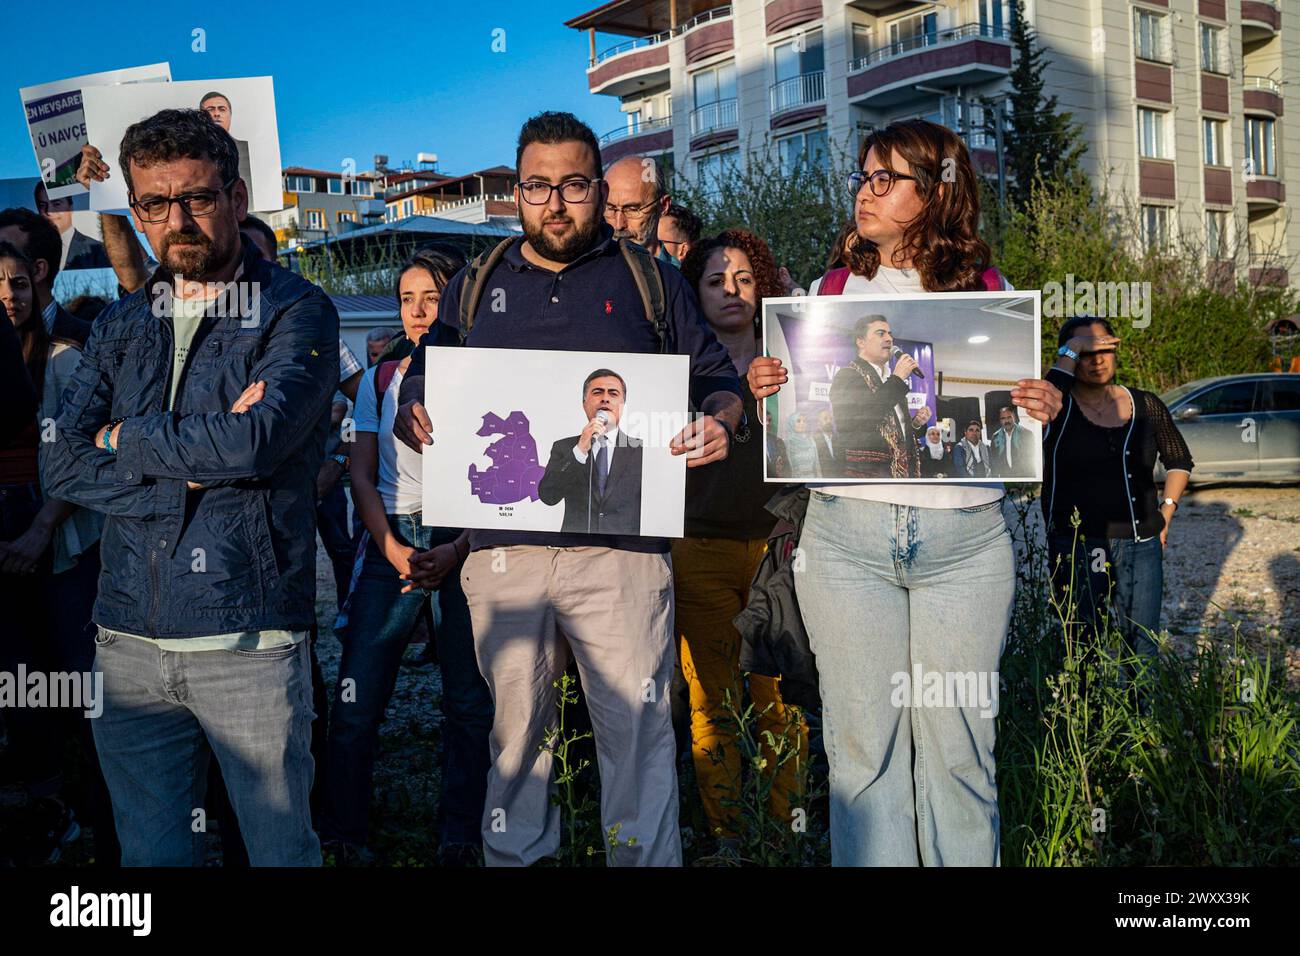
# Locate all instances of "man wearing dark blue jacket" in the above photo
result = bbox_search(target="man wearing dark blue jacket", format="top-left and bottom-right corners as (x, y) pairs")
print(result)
(41, 108), (337, 866)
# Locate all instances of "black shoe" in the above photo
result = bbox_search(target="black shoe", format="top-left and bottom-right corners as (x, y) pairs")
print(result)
(402, 641), (438, 671)
(30, 799), (81, 865)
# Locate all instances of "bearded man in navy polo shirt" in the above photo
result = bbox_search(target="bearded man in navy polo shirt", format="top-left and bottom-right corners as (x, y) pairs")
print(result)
(394, 112), (743, 866)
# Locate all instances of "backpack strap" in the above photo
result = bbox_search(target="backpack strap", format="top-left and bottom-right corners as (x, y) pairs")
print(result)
(374, 359), (401, 412)
(981, 266), (1006, 291)
(458, 236), (518, 345)
(618, 239), (667, 353)
(818, 267), (851, 296)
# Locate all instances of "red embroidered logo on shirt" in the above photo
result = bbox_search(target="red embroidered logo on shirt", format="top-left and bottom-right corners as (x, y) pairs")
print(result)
(604, 299), (613, 314)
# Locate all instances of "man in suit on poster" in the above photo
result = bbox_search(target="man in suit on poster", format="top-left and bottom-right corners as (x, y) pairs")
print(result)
(539, 368), (643, 535)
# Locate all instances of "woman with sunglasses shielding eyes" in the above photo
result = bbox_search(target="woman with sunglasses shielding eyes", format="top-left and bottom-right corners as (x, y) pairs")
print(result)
(747, 119), (1064, 868)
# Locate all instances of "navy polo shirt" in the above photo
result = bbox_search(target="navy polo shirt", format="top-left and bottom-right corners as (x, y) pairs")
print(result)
(405, 225), (742, 554)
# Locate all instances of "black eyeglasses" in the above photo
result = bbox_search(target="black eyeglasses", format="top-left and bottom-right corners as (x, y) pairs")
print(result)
(130, 178), (237, 223)
(518, 178), (601, 206)
(848, 169), (917, 198)
(604, 198), (658, 222)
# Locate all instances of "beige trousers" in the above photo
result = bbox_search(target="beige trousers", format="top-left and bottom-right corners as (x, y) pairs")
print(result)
(460, 545), (681, 866)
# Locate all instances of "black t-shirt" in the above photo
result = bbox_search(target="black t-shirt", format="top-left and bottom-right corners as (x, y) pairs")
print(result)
(684, 378), (774, 540)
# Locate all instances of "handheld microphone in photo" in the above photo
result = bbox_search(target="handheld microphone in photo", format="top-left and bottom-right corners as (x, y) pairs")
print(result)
(587, 410), (611, 534)
(891, 346), (925, 379)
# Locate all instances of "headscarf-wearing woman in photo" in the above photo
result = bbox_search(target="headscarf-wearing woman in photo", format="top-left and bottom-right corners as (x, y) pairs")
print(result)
(747, 120), (1064, 866)
(677, 229), (808, 847)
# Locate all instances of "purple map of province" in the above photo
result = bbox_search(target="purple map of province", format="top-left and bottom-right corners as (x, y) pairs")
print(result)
(468, 411), (546, 504)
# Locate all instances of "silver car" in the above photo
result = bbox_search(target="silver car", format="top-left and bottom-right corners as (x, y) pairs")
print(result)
(1158, 373), (1300, 482)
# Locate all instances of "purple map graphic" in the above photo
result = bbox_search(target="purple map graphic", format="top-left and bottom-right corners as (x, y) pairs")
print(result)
(468, 411), (546, 504)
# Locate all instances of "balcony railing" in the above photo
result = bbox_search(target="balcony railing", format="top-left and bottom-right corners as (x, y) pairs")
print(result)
(690, 98), (738, 137)
(589, 5), (732, 67)
(849, 22), (1009, 71)
(599, 115), (673, 146)
(592, 29), (673, 66)
(1244, 74), (1282, 95)
(770, 70), (825, 114)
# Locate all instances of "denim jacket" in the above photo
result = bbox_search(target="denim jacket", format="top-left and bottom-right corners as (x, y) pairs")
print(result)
(40, 239), (340, 638)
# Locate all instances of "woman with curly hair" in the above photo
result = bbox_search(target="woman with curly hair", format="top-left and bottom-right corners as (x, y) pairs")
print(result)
(676, 229), (808, 849)
(747, 120), (1065, 866)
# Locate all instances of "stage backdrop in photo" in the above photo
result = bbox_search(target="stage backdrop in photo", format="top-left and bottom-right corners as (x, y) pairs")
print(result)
(19, 63), (171, 201)
(82, 76), (282, 214)
(763, 292), (1043, 482)
(422, 347), (690, 537)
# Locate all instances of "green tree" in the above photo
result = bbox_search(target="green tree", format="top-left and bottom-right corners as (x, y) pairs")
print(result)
(993, 0), (1087, 213)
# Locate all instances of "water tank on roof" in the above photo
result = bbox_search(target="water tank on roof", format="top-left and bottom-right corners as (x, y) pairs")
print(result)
(417, 152), (439, 170)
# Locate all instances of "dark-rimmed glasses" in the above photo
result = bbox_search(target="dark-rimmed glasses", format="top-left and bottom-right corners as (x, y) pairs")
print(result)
(518, 178), (602, 205)
(130, 178), (237, 223)
(848, 169), (917, 198)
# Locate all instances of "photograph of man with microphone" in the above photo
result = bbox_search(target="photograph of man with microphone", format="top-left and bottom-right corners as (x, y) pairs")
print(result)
(829, 314), (929, 479)
(761, 292), (1043, 483)
(538, 368), (644, 535)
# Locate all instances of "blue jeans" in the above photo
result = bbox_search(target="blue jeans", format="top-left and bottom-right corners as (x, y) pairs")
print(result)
(322, 513), (491, 848)
(316, 480), (354, 610)
(1047, 533), (1163, 659)
(795, 493), (1015, 866)
(91, 631), (320, 866)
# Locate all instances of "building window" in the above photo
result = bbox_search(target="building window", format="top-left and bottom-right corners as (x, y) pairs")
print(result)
(350, 179), (373, 197)
(1206, 210), (1228, 259)
(691, 62), (737, 135)
(1134, 8), (1169, 63)
(1140, 204), (1169, 252)
(851, 24), (872, 65)
(328, 178), (344, 195)
(977, 0), (1006, 37)
(695, 148), (738, 196)
(1138, 108), (1170, 159)
(402, 199), (413, 218)
(1203, 118), (1226, 166)
(1199, 23), (1227, 74)
(306, 209), (324, 230)
(337, 211), (356, 224)
(777, 128), (829, 175)
(1246, 116), (1276, 177)
(285, 175), (314, 192)
(773, 28), (824, 84)
(887, 12), (937, 55)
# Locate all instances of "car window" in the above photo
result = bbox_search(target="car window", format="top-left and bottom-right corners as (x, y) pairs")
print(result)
(1267, 379), (1300, 412)
(1192, 381), (1256, 415)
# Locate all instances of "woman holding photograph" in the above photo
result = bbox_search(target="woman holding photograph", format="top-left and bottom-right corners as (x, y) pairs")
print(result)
(748, 120), (1063, 866)
(677, 229), (808, 848)
(321, 248), (492, 867)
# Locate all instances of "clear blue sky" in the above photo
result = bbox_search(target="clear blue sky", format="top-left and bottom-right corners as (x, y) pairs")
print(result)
(0, 0), (625, 180)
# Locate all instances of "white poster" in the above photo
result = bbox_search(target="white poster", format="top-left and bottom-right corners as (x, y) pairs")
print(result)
(19, 63), (171, 201)
(763, 291), (1043, 482)
(83, 76), (283, 214)
(422, 347), (690, 537)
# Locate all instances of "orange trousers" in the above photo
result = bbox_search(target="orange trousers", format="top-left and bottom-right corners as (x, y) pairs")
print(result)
(672, 536), (808, 837)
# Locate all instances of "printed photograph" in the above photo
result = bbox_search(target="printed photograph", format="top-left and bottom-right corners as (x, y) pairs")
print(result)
(421, 346), (689, 537)
(19, 62), (170, 200)
(81, 75), (282, 213)
(763, 292), (1043, 482)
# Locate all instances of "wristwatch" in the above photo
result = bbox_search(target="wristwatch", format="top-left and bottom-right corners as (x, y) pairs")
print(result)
(331, 453), (350, 471)
(1057, 344), (1078, 361)
(1161, 497), (1178, 512)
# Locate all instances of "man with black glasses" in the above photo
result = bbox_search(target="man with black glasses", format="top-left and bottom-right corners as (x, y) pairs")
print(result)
(42, 108), (338, 866)
(604, 153), (674, 264)
(393, 111), (742, 867)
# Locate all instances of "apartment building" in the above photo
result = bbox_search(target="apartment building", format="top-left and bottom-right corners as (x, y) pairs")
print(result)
(383, 166), (519, 225)
(267, 167), (386, 248)
(566, 0), (1296, 285)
